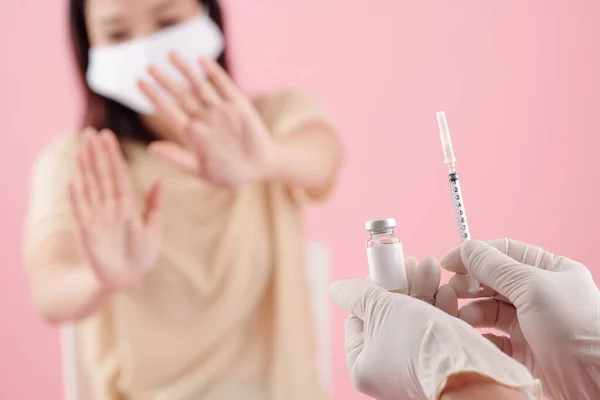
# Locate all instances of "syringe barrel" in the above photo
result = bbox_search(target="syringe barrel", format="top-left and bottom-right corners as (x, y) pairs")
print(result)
(448, 173), (470, 242)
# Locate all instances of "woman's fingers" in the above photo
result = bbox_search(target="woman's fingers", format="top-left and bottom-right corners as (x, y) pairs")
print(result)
(74, 128), (137, 220)
(67, 180), (95, 252)
(67, 180), (87, 227)
(86, 130), (107, 200)
(77, 128), (100, 207)
(138, 79), (189, 136)
(457, 298), (518, 334)
(169, 52), (222, 107)
(102, 129), (132, 201)
(99, 132), (119, 198)
(93, 130), (115, 201)
(148, 140), (200, 175)
(147, 65), (202, 118)
(79, 129), (118, 203)
(198, 57), (240, 102)
(482, 333), (513, 357)
(71, 129), (104, 238)
(410, 256), (441, 304)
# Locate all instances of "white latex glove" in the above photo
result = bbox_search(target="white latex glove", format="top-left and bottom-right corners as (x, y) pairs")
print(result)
(330, 263), (541, 400)
(402, 256), (459, 316)
(441, 239), (600, 400)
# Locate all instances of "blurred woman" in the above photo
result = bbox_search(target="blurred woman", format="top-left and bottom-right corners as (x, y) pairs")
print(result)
(22, 0), (341, 399)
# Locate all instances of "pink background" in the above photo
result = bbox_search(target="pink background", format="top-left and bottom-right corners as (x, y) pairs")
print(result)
(1, 0), (599, 399)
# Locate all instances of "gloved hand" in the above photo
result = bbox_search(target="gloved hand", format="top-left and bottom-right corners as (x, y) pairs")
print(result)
(402, 256), (458, 315)
(441, 239), (600, 400)
(330, 257), (540, 400)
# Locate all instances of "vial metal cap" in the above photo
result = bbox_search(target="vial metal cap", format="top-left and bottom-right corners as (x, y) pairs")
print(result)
(365, 218), (396, 232)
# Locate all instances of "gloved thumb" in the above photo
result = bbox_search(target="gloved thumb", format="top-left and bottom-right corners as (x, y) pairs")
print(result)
(329, 279), (387, 320)
(462, 240), (540, 303)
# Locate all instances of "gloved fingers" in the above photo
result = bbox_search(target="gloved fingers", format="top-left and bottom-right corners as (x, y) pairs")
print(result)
(441, 240), (541, 303)
(410, 256), (441, 305)
(490, 238), (557, 270)
(345, 314), (364, 341)
(462, 241), (542, 302)
(345, 315), (364, 367)
(449, 274), (510, 303)
(434, 284), (458, 316)
(441, 238), (558, 272)
(458, 298), (518, 334)
(440, 245), (468, 274)
(405, 257), (418, 293)
(482, 333), (513, 357)
(330, 279), (388, 320)
(449, 273), (495, 298)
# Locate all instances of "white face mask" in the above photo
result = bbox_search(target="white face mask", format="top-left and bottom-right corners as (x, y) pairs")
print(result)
(86, 14), (225, 115)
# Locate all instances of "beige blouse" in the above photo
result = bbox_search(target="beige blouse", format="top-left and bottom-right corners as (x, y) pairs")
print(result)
(23, 90), (336, 400)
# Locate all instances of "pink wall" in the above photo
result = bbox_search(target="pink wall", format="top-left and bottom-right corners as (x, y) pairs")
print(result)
(2, 1), (600, 399)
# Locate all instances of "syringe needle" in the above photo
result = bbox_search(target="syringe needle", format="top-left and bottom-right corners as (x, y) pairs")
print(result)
(437, 111), (456, 173)
(436, 111), (482, 294)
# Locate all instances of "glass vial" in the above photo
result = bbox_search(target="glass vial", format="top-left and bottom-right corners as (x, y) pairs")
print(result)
(365, 218), (408, 294)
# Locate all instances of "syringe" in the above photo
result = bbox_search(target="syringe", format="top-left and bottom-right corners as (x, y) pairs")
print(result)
(436, 111), (482, 293)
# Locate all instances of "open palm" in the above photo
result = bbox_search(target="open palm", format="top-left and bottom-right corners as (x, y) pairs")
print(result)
(139, 53), (278, 188)
(68, 128), (164, 291)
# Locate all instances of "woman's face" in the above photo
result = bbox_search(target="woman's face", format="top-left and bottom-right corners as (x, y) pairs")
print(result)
(85, 0), (201, 46)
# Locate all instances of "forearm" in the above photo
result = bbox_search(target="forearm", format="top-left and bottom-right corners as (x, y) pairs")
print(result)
(440, 373), (529, 400)
(269, 121), (341, 191)
(441, 383), (525, 400)
(31, 265), (108, 324)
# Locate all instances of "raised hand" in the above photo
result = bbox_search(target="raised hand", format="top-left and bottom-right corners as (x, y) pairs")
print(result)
(138, 52), (279, 188)
(68, 128), (164, 291)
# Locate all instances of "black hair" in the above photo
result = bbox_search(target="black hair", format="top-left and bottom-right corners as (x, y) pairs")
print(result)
(68, 0), (229, 143)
